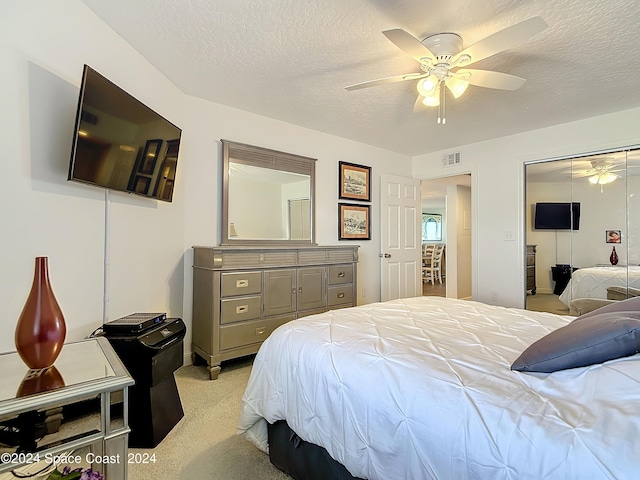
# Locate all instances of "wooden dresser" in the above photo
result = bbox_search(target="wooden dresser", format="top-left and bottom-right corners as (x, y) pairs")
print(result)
(192, 245), (358, 379)
(526, 244), (537, 295)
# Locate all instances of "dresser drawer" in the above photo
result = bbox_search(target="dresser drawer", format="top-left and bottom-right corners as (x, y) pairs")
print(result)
(328, 285), (353, 306)
(221, 271), (262, 297)
(328, 264), (353, 285)
(220, 295), (262, 324)
(220, 316), (292, 351)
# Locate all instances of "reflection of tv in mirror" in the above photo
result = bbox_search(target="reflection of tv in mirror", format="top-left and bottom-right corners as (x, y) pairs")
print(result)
(534, 202), (580, 230)
(68, 65), (181, 202)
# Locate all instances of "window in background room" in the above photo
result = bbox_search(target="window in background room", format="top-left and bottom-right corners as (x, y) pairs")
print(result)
(422, 214), (442, 242)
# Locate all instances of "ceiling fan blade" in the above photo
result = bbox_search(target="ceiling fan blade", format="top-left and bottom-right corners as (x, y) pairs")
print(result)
(459, 69), (526, 90)
(345, 72), (426, 91)
(413, 95), (428, 112)
(382, 28), (436, 64)
(452, 16), (547, 67)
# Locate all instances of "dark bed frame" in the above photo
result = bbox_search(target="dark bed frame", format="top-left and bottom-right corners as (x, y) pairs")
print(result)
(268, 420), (364, 480)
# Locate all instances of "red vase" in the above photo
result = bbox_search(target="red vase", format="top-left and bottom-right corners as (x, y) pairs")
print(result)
(610, 246), (619, 266)
(15, 257), (66, 369)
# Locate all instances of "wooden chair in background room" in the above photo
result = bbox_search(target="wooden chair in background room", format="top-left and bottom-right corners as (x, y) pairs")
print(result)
(423, 244), (445, 285)
(422, 243), (435, 265)
(422, 244), (435, 283)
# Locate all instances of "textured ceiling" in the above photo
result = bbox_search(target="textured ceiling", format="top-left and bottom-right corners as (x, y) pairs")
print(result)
(80, 0), (640, 156)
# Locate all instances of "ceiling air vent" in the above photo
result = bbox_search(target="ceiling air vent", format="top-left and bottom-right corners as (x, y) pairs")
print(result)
(442, 152), (461, 167)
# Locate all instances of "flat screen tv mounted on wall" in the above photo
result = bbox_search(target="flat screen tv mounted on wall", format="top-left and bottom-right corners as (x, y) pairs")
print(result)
(68, 65), (182, 202)
(534, 202), (581, 230)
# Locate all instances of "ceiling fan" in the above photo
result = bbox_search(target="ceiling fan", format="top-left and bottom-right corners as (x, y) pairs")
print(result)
(572, 157), (625, 191)
(345, 16), (547, 124)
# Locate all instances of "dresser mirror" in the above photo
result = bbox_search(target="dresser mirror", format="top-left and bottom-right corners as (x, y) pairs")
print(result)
(524, 147), (640, 314)
(221, 140), (316, 245)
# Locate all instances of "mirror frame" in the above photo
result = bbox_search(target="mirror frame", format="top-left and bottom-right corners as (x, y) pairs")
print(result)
(221, 140), (317, 245)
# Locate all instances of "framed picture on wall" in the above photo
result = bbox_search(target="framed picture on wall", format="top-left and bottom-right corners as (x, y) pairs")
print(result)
(606, 229), (621, 243)
(339, 161), (371, 202)
(338, 203), (370, 240)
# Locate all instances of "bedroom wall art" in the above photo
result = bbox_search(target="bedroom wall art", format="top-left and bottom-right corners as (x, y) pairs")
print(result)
(338, 203), (370, 240)
(606, 230), (621, 243)
(338, 161), (371, 202)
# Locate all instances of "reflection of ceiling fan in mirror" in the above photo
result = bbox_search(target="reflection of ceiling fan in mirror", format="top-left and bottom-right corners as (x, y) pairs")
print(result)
(345, 16), (547, 124)
(572, 157), (625, 192)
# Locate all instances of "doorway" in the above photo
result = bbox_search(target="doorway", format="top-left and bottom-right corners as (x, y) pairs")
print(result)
(420, 174), (472, 298)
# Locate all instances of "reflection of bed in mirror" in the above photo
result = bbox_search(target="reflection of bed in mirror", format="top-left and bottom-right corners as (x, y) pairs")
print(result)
(558, 266), (640, 305)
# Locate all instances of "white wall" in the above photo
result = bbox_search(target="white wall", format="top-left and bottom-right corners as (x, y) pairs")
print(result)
(229, 176), (284, 239)
(413, 108), (640, 308)
(1, 1), (412, 359)
(1, 0), (187, 350)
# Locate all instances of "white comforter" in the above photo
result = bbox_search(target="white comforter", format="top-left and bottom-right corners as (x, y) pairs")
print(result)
(237, 297), (640, 480)
(558, 266), (640, 306)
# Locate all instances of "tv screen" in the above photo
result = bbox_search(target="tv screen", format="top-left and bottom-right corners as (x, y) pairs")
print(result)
(534, 202), (580, 230)
(68, 65), (181, 202)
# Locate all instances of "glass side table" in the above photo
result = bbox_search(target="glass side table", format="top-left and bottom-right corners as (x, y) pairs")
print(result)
(0, 337), (134, 480)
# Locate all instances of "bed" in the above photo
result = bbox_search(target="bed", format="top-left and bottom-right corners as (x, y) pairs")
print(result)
(237, 296), (640, 480)
(558, 265), (640, 306)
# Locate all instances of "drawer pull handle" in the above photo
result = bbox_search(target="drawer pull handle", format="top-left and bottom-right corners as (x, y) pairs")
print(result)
(338, 272), (345, 277)
(337, 293), (345, 299)
(236, 305), (248, 314)
(255, 327), (266, 336)
(236, 279), (249, 288)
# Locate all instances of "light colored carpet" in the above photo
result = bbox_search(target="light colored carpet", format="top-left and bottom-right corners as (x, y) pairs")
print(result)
(525, 293), (572, 316)
(128, 356), (290, 480)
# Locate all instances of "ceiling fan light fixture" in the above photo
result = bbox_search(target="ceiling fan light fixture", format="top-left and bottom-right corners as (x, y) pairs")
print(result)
(590, 172), (617, 185)
(422, 95), (440, 107)
(445, 76), (469, 98)
(421, 89), (440, 107)
(417, 75), (439, 97)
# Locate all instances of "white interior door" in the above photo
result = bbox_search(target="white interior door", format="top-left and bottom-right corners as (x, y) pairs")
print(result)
(380, 174), (422, 301)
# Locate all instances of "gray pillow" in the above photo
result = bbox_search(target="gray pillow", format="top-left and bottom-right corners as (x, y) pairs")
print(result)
(511, 312), (640, 373)
(574, 296), (640, 321)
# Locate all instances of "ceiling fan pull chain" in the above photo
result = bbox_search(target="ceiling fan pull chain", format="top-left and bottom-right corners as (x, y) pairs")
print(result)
(437, 80), (446, 124)
(441, 81), (446, 125)
(437, 81), (442, 123)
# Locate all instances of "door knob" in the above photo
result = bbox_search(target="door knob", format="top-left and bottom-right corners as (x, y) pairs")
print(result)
(379, 253), (391, 258)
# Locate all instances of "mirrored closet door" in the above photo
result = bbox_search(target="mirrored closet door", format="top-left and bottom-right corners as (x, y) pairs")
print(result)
(525, 148), (640, 315)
